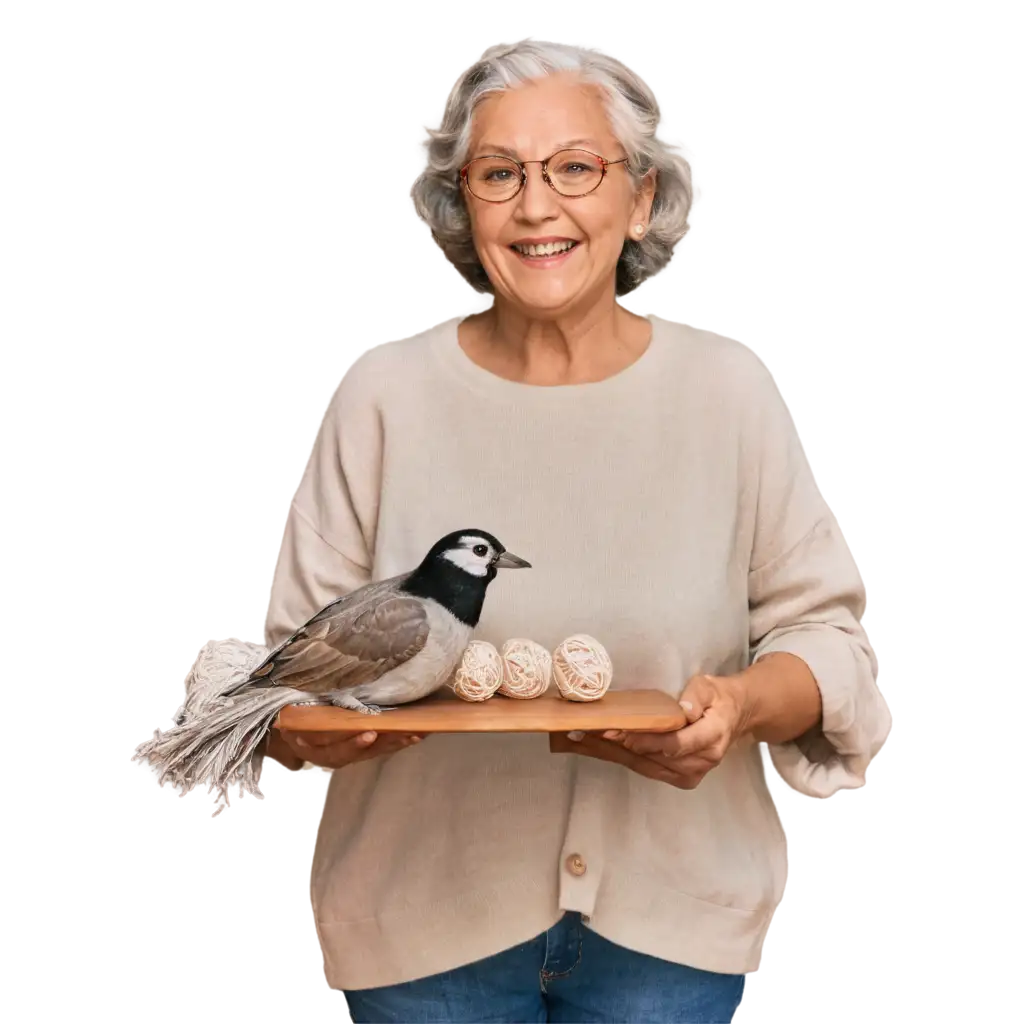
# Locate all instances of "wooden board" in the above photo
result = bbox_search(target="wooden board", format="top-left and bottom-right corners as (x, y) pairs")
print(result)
(275, 688), (687, 734)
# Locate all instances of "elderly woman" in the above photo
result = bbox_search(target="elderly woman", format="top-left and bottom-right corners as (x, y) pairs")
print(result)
(262, 40), (891, 1024)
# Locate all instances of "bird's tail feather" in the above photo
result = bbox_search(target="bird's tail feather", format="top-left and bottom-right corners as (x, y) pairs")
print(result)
(132, 686), (314, 816)
(132, 637), (324, 816)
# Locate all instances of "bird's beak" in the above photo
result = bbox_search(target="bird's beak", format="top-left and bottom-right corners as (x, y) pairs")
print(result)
(493, 551), (531, 569)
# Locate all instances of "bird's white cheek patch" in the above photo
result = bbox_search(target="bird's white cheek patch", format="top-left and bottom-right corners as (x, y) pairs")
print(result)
(442, 548), (489, 576)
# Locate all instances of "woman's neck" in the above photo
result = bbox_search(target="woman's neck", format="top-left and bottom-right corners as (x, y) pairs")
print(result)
(459, 296), (652, 387)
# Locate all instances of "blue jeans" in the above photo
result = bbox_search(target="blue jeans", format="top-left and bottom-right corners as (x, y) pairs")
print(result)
(344, 911), (745, 1023)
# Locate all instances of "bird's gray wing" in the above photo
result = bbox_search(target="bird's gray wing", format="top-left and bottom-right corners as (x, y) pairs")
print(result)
(245, 580), (429, 695)
(250, 573), (409, 664)
(305, 573), (414, 627)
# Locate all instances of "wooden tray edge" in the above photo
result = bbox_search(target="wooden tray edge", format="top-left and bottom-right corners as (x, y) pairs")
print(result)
(274, 690), (688, 734)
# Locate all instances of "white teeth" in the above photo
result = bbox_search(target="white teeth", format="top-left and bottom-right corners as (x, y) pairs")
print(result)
(513, 240), (577, 256)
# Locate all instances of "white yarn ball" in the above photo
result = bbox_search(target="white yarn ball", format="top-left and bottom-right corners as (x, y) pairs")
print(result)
(449, 640), (503, 701)
(553, 634), (613, 701)
(174, 638), (269, 724)
(498, 638), (553, 699)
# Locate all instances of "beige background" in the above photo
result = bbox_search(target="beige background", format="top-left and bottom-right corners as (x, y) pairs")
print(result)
(3, 2), (1019, 1022)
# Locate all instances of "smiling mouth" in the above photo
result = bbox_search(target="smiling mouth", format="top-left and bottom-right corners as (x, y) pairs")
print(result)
(509, 240), (580, 261)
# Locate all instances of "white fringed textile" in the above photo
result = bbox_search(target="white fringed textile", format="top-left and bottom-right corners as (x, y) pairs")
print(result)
(449, 640), (503, 701)
(552, 634), (614, 701)
(132, 638), (323, 816)
(498, 638), (552, 699)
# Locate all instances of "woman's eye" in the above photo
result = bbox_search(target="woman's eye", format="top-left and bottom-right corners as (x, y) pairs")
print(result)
(485, 168), (514, 182)
(473, 544), (488, 556)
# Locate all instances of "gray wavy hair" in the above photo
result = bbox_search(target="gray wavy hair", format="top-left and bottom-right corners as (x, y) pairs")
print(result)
(411, 40), (693, 296)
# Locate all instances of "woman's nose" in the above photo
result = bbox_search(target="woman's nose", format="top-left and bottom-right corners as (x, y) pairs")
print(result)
(515, 167), (561, 222)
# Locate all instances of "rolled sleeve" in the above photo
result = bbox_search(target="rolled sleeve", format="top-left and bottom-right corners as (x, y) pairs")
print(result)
(743, 355), (891, 797)
(749, 514), (892, 797)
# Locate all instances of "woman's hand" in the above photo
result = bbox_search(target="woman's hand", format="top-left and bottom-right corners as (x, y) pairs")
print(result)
(558, 673), (752, 790)
(556, 655), (823, 788)
(266, 725), (425, 771)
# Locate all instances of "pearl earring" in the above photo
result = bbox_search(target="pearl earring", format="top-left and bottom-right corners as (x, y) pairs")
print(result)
(634, 223), (645, 236)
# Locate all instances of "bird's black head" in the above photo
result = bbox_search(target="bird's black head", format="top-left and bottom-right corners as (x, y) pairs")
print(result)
(400, 529), (531, 626)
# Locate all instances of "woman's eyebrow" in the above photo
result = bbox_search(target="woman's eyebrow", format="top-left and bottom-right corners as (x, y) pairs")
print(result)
(475, 143), (519, 157)
(557, 138), (601, 150)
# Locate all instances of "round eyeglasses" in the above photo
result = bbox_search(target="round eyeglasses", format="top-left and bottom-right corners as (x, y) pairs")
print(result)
(459, 148), (629, 202)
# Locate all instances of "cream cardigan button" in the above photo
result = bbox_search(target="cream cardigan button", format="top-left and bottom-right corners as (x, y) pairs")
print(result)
(565, 853), (587, 876)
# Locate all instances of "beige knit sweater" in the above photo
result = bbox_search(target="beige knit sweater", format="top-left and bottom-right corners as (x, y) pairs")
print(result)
(263, 314), (891, 991)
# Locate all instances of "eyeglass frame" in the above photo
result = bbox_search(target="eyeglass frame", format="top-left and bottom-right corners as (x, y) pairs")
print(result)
(459, 148), (630, 202)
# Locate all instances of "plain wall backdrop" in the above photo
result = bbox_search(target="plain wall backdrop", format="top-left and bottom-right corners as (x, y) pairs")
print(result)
(3, 2), (1021, 1021)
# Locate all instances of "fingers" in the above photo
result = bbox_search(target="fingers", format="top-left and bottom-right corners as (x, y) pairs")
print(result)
(279, 729), (424, 768)
(552, 733), (711, 790)
(625, 715), (720, 757)
(287, 729), (372, 749)
(638, 748), (718, 789)
(343, 733), (423, 764)
(285, 729), (424, 748)
(598, 688), (708, 745)
(599, 712), (725, 759)
(678, 698), (704, 726)
(678, 674), (719, 723)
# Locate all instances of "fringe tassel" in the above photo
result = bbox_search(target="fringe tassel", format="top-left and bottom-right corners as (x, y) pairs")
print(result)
(132, 638), (325, 816)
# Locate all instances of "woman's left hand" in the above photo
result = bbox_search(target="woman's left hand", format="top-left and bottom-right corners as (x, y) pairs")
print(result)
(562, 673), (753, 790)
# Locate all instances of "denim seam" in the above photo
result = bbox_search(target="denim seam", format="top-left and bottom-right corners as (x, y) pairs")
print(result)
(540, 919), (583, 985)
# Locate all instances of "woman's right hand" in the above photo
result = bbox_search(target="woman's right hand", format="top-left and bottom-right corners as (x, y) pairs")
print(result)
(270, 726), (424, 770)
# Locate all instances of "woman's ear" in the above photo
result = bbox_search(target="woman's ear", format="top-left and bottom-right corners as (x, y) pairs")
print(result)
(634, 168), (657, 225)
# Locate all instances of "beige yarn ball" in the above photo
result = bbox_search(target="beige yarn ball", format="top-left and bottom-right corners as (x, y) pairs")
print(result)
(498, 638), (552, 699)
(553, 634), (614, 701)
(449, 640), (503, 701)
